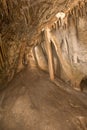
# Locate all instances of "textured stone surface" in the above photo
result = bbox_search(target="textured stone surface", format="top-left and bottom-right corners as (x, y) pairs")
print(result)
(0, 68), (87, 130)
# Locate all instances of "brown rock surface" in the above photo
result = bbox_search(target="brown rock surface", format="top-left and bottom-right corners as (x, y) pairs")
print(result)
(0, 1), (87, 129)
(0, 68), (87, 130)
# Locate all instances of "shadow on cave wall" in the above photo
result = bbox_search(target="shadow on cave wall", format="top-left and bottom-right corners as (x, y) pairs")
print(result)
(80, 76), (87, 91)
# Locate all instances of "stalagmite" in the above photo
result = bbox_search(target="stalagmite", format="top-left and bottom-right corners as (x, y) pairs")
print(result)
(34, 44), (48, 72)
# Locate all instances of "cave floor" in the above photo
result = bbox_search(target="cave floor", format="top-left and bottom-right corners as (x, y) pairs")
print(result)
(0, 67), (87, 130)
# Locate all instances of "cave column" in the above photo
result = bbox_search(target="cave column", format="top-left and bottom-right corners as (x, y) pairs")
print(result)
(45, 28), (54, 81)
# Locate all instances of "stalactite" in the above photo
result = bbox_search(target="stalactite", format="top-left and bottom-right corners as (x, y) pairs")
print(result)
(0, 47), (4, 69)
(16, 39), (26, 73)
(0, 34), (5, 69)
(28, 5), (35, 25)
(22, 7), (30, 25)
(58, 18), (61, 28)
(1, 0), (8, 16)
(40, 30), (45, 43)
(74, 6), (78, 19)
(63, 22), (66, 30)
(51, 22), (56, 31)
(9, 0), (13, 9)
(84, 1), (87, 16)
(72, 7), (76, 17)
(78, 8), (83, 17)
(82, 4), (86, 16)
(7, 0), (14, 20)
(57, 20), (60, 29)
(67, 11), (72, 27)
(51, 24), (55, 31)
(20, 8), (25, 24)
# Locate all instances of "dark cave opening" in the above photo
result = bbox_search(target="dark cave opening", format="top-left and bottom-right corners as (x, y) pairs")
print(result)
(80, 76), (87, 91)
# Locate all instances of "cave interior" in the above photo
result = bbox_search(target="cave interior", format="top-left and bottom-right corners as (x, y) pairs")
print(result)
(0, 0), (87, 130)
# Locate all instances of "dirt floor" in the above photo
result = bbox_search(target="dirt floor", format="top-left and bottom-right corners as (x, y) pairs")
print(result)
(0, 67), (87, 130)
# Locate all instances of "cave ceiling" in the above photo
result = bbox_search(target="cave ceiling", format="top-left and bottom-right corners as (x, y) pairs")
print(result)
(0, 0), (86, 44)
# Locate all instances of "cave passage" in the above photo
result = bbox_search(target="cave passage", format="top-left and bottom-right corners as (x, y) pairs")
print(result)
(0, 0), (87, 130)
